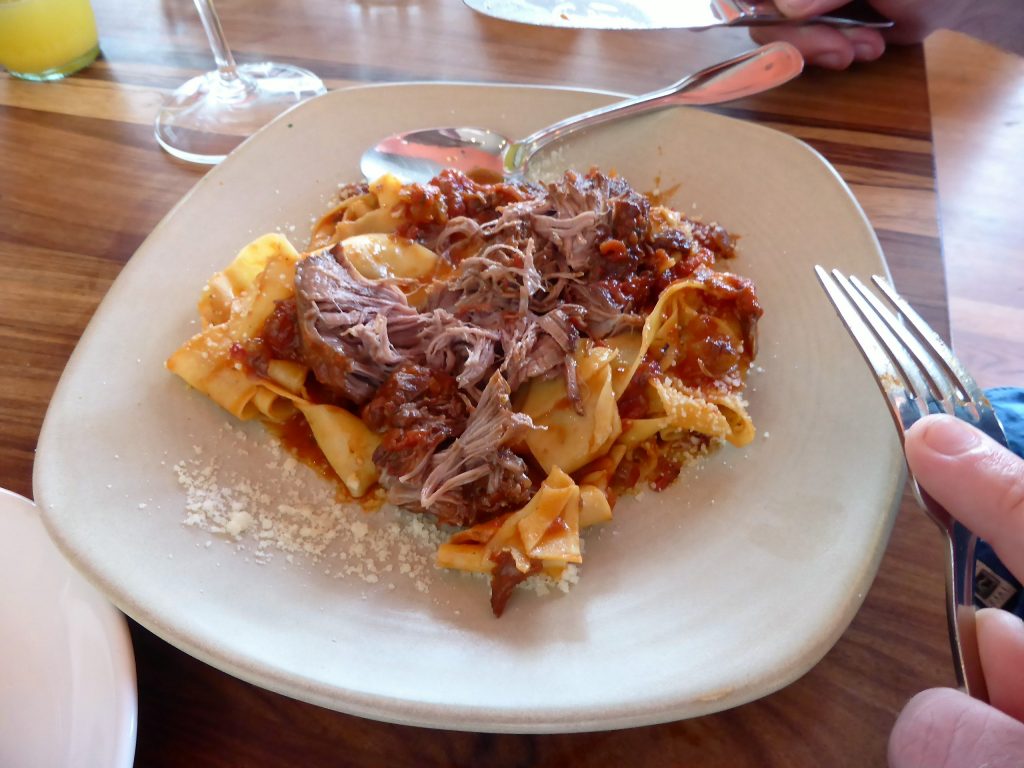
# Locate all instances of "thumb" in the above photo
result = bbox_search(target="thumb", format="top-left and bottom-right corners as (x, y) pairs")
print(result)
(904, 415), (1024, 579)
(889, 688), (1024, 768)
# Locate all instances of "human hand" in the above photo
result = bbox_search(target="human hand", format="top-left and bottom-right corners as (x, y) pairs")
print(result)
(750, 0), (964, 69)
(888, 414), (1024, 767)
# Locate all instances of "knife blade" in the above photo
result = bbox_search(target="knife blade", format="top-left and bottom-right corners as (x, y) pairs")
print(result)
(463, 0), (893, 31)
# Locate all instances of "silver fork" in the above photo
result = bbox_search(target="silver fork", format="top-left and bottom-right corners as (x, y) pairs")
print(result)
(814, 266), (1012, 701)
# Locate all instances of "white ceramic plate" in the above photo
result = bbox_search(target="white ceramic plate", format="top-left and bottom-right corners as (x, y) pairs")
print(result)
(34, 83), (902, 732)
(0, 489), (137, 766)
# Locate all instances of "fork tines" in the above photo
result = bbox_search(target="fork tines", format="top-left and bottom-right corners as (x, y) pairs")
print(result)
(814, 266), (992, 437)
(815, 265), (1009, 701)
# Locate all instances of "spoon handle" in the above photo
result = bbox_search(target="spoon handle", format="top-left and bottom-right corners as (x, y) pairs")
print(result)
(504, 42), (804, 177)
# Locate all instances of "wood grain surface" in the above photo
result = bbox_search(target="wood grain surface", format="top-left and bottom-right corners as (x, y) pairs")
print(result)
(926, 31), (1024, 390)
(0, 1), (962, 765)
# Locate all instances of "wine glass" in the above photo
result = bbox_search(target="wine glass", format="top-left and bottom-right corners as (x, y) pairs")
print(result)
(155, 0), (326, 164)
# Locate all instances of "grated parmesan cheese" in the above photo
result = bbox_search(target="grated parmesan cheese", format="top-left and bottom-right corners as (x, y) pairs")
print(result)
(170, 423), (585, 608)
(172, 425), (448, 592)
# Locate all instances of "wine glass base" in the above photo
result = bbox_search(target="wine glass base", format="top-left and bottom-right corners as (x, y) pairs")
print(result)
(155, 62), (326, 165)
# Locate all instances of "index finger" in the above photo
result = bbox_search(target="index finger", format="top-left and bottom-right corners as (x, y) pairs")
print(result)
(904, 415), (1024, 580)
(750, 24), (884, 68)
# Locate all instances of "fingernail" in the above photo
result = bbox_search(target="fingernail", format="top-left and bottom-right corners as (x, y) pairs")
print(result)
(853, 43), (877, 60)
(921, 417), (981, 457)
(811, 52), (847, 69)
(978, 607), (1024, 630)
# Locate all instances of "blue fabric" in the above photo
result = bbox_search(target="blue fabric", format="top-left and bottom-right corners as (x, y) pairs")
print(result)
(974, 388), (1024, 615)
(989, 387), (1024, 457)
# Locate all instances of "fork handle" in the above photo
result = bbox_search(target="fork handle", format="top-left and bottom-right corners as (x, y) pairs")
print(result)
(720, 0), (894, 27)
(920, 486), (990, 700)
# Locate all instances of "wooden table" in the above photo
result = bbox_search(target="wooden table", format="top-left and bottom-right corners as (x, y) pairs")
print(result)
(0, 1), (953, 765)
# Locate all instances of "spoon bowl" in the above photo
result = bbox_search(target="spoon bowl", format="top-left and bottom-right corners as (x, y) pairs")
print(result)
(360, 41), (803, 183)
(361, 127), (509, 183)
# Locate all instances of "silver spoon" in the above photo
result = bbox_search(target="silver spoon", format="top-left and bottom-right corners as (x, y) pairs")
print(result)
(360, 41), (804, 183)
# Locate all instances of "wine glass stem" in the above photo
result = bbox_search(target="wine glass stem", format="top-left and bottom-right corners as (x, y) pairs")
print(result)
(193, 0), (246, 95)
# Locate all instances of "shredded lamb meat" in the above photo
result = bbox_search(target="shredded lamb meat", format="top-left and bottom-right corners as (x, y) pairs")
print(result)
(294, 247), (417, 402)
(268, 168), (750, 529)
(294, 247), (500, 403)
(361, 364), (470, 483)
(383, 372), (536, 527)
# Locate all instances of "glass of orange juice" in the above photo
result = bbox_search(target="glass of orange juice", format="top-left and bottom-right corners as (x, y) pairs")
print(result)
(0, 0), (99, 81)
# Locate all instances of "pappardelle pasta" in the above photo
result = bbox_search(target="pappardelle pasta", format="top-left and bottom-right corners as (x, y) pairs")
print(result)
(168, 169), (762, 616)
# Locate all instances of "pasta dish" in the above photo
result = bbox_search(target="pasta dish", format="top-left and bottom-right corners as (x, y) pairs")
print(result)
(167, 169), (762, 616)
